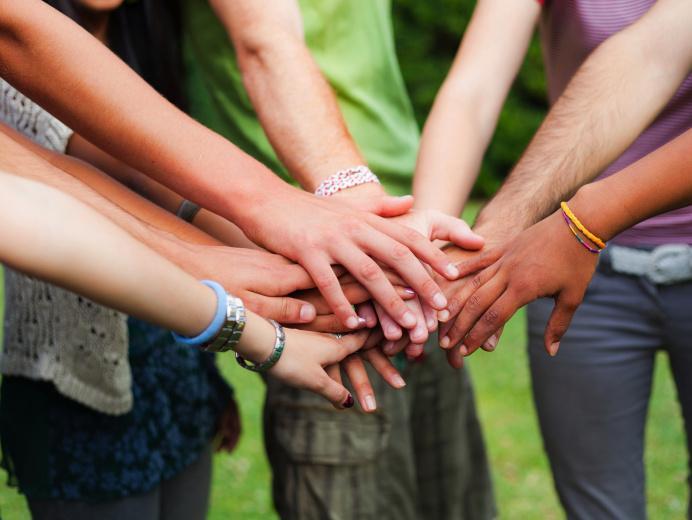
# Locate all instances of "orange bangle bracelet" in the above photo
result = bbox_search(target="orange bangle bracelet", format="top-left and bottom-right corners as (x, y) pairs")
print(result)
(560, 202), (606, 249)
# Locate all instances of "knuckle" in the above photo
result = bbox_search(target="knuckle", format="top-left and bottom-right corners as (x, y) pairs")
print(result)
(466, 293), (482, 311)
(420, 278), (438, 296)
(359, 259), (381, 281)
(342, 217), (364, 236)
(447, 296), (462, 315)
(403, 227), (422, 243)
(472, 274), (483, 290)
(391, 243), (411, 260)
(314, 273), (337, 291)
(483, 308), (499, 325)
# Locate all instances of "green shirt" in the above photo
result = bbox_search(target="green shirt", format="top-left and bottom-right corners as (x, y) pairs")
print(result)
(182, 0), (420, 195)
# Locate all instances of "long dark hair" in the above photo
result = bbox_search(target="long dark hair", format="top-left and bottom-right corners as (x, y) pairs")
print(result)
(43, 0), (186, 109)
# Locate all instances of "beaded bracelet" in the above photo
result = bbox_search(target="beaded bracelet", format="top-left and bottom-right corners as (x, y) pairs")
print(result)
(560, 201), (606, 250)
(314, 165), (380, 197)
(236, 319), (285, 372)
(561, 211), (602, 254)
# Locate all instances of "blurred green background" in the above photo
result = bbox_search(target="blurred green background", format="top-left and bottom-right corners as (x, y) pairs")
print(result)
(393, 0), (547, 197)
(0, 1), (688, 518)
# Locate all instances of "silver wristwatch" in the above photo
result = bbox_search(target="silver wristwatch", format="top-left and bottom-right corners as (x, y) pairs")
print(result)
(202, 295), (246, 352)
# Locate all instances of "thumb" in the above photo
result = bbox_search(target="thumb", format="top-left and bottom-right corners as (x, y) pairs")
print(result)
(243, 293), (316, 324)
(365, 195), (414, 217)
(312, 372), (354, 409)
(544, 292), (581, 357)
(430, 213), (485, 250)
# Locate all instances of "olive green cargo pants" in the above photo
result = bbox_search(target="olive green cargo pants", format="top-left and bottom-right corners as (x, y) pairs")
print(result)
(263, 335), (496, 520)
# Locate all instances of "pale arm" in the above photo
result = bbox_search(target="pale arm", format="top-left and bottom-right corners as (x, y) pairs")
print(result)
(413, 0), (540, 216)
(0, 171), (365, 407)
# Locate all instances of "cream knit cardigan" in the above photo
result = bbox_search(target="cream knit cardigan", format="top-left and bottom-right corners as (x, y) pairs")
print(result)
(0, 78), (132, 414)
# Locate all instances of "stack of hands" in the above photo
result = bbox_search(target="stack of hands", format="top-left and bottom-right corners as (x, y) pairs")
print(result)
(201, 186), (598, 413)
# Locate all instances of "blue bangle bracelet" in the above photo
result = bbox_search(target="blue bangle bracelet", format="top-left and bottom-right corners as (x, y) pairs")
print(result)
(172, 280), (227, 346)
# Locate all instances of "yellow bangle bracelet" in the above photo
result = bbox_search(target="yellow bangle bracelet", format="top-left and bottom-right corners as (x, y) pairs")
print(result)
(560, 202), (606, 249)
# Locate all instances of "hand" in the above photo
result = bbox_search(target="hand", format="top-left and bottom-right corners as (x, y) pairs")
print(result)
(215, 396), (241, 453)
(441, 210), (599, 357)
(269, 327), (372, 408)
(243, 187), (469, 331)
(180, 244), (319, 324)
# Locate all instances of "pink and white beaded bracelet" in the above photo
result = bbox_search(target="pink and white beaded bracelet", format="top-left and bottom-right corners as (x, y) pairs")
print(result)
(314, 166), (380, 197)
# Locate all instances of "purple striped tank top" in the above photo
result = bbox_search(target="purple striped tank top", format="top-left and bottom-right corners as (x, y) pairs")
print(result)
(539, 0), (692, 246)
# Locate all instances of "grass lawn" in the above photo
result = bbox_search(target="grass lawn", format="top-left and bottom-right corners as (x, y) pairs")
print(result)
(0, 235), (688, 518)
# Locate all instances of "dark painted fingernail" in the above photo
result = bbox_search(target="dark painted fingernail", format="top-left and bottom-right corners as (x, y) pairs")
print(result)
(343, 394), (354, 408)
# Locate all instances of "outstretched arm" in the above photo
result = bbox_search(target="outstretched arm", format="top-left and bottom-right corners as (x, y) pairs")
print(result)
(474, 0), (692, 235)
(445, 128), (692, 355)
(0, 170), (369, 408)
(0, 0), (480, 330)
(413, 0), (540, 216)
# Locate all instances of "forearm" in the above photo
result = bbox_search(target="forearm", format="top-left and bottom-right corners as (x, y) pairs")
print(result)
(212, 0), (369, 192)
(413, 91), (491, 216)
(568, 129), (692, 242)
(476, 0), (692, 232)
(0, 171), (215, 337)
(413, 0), (540, 216)
(0, 0), (289, 228)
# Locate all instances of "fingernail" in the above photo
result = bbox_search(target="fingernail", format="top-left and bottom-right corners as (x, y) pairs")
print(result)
(549, 341), (560, 357)
(438, 310), (450, 322)
(386, 325), (401, 339)
(440, 336), (450, 349)
(383, 341), (396, 355)
(432, 292), (448, 309)
(346, 316), (359, 329)
(427, 318), (437, 330)
(446, 264), (460, 278)
(404, 287), (416, 295)
(364, 395), (377, 412)
(460, 344), (468, 356)
(343, 394), (354, 408)
(392, 375), (406, 388)
(300, 305), (315, 322)
(357, 317), (367, 327)
(484, 334), (498, 351)
(402, 311), (417, 328)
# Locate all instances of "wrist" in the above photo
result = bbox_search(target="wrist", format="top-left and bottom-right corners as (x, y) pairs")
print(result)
(568, 184), (622, 242)
(235, 311), (276, 363)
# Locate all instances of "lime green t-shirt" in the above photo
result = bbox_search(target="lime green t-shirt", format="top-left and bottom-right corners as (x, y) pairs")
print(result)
(182, 0), (420, 195)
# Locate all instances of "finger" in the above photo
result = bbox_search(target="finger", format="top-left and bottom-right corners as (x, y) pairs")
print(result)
(422, 301), (438, 332)
(382, 335), (410, 357)
(455, 247), (505, 278)
(337, 270), (409, 289)
(357, 230), (450, 313)
(333, 242), (420, 329)
(444, 263), (501, 321)
(294, 314), (351, 333)
(271, 263), (319, 294)
(446, 346), (465, 369)
(310, 372), (354, 409)
(442, 277), (507, 350)
(369, 215), (462, 281)
(243, 293), (316, 324)
(374, 302), (403, 341)
(481, 326), (504, 352)
(342, 355), (377, 412)
(428, 214), (484, 250)
(326, 364), (343, 386)
(328, 329), (370, 363)
(361, 349), (406, 389)
(294, 283), (375, 315)
(356, 302), (378, 328)
(544, 291), (582, 357)
(405, 343), (425, 360)
(362, 194), (414, 217)
(300, 253), (360, 329)
(463, 293), (516, 355)
(405, 297), (429, 345)
(363, 328), (385, 350)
